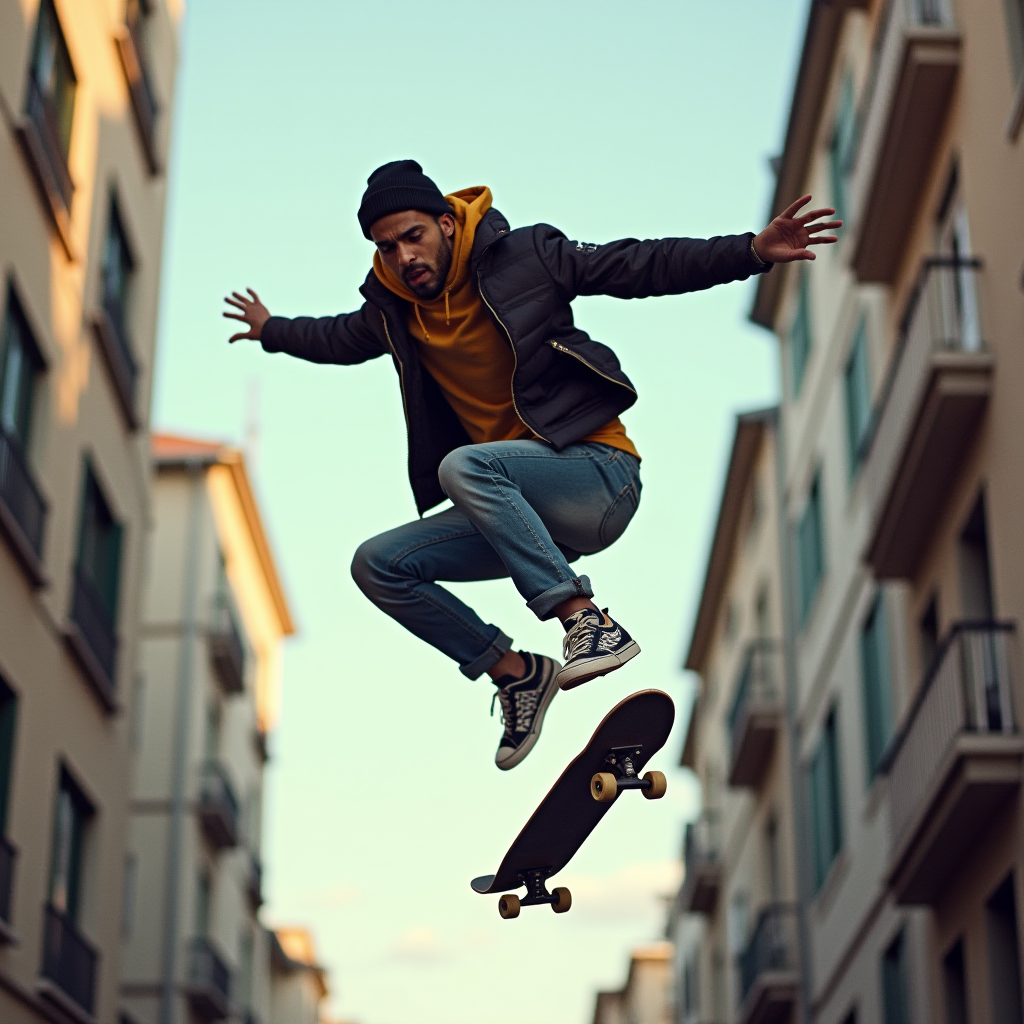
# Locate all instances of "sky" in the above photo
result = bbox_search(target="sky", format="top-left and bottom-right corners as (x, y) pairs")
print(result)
(152, 2), (807, 1021)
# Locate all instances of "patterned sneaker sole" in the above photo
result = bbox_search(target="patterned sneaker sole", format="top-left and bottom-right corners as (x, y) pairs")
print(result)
(555, 641), (640, 691)
(495, 660), (562, 771)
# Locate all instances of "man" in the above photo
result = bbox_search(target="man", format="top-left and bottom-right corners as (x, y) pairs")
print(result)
(224, 160), (839, 770)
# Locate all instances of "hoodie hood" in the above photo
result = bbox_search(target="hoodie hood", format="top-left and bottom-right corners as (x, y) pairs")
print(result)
(372, 186), (493, 306)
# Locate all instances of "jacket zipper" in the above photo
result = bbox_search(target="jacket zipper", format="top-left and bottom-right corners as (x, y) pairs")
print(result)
(477, 272), (553, 444)
(547, 340), (638, 397)
(379, 309), (413, 446)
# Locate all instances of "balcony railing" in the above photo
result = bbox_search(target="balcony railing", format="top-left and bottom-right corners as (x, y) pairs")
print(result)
(680, 810), (722, 915)
(862, 258), (992, 578)
(40, 904), (98, 1018)
(91, 302), (139, 428)
(117, 3), (160, 171)
(849, 0), (960, 281)
(185, 937), (232, 1021)
(68, 564), (119, 709)
(247, 854), (263, 910)
(22, 75), (74, 214)
(736, 904), (799, 1022)
(198, 761), (239, 850)
(884, 623), (1023, 903)
(0, 836), (16, 938)
(0, 426), (47, 581)
(209, 597), (246, 694)
(727, 641), (783, 787)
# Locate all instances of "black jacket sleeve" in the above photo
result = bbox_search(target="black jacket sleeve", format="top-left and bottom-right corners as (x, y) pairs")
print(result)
(260, 301), (387, 365)
(533, 225), (770, 301)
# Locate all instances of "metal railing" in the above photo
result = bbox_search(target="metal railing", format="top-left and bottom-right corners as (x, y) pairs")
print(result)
(683, 809), (722, 874)
(187, 936), (231, 1014)
(0, 836), (16, 926)
(884, 622), (1016, 850)
(70, 565), (118, 689)
(0, 426), (47, 562)
(859, 257), (984, 483)
(97, 296), (139, 415)
(247, 854), (263, 909)
(199, 761), (239, 846)
(727, 640), (782, 760)
(24, 75), (74, 211)
(737, 904), (799, 1005)
(209, 597), (246, 694)
(40, 903), (98, 1016)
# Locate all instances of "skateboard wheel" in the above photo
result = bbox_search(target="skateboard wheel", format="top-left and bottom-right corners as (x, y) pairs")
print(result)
(591, 772), (618, 802)
(498, 894), (520, 919)
(551, 887), (572, 914)
(642, 770), (667, 800)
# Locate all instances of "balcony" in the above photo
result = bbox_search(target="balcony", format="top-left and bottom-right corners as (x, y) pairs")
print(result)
(885, 623), (1023, 906)
(116, 3), (160, 173)
(185, 937), (232, 1021)
(198, 761), (239, 850)
(0, 426), (48, 585)
(679, 811), (722, 915)
(209, 598), (246, 694)
(849, 0), (961, 282)
(728, 641), (783, 788)
(0, 836), (16, 943)
(90, 304), (139, 429)
(736, 904), (800, 1024)
(862, 258), (992, 579)
(39, 904), (98, 1020)
(247, 854), (264, 911)
(66, 565), (118, 712)
(16, 76), (75, 255)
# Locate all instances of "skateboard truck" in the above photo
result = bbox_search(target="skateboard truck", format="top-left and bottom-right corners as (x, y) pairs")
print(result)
(497, 868), (572, 920)
(590, 744), (667, 803)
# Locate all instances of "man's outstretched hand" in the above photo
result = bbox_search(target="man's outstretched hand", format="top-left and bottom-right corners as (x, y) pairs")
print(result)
(223, 288), (271, 343)
(753, 195), (842, 264)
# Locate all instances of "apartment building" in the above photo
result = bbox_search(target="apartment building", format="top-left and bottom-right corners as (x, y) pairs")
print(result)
(268, 928), (329, 1024)
(0, 1), (180, 1022)
(120, 435), (295, 1024)
(592, 942), (675, 1024)
(674, 1), (1024, 1023)
(668, 409), (800, 1024)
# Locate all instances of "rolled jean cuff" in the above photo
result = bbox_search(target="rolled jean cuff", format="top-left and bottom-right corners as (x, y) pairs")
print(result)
(460, 627), (514, 680)
(527, 575), (593, 621)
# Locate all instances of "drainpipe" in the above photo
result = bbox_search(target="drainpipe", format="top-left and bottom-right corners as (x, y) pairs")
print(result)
(160, 464), (205, 1024)
(771, 409), (815, 1024)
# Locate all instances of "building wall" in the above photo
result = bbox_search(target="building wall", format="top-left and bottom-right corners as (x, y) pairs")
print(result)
(0, 1), (180, 1022)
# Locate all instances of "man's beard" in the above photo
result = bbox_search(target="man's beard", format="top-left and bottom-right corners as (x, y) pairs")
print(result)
(403, 232), (453, 299)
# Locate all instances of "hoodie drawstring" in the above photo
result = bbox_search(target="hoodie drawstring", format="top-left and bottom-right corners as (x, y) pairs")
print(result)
(414, 303), (430, 342)
(445, 290), (451, 326)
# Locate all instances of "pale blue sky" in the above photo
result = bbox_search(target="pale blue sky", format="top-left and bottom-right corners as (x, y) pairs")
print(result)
(153, 2), (807, 1021)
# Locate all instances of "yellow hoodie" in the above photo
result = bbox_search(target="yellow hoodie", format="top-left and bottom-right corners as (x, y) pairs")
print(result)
(373, 186), (638, 458)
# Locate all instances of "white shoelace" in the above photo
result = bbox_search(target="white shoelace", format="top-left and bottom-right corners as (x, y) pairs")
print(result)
(563, 612), (601, 661)
(491, 685), (542, 734)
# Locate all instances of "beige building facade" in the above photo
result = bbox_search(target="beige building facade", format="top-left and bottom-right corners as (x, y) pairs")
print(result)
(0, 1), (180, 1022)
(120, 435), (294, 1024)
(675, 1), (1024, 1023)
(593, 942), (675, 1024)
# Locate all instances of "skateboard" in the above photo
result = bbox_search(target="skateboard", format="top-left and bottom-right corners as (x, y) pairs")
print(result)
(471, 688), (675, 919)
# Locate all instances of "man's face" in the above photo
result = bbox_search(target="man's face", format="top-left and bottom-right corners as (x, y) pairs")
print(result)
(371, 210), (455, 299)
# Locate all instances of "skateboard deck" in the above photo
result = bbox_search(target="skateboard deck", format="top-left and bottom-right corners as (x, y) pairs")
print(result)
(471, 688), (675, 918)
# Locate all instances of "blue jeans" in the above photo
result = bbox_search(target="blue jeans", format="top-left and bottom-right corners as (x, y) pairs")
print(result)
(351, 440), (642, 679)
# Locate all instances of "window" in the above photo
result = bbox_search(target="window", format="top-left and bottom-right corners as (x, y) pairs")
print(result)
(0, 678), (17, 836)
(238, 927), (254, 1010)
(0, 287), (42, 453)
(29, 0), (77, 159)
(1004, 0), (1024, 85)
(121, 0), (160, 166)
(844, 317), (872, 472)
(682, 949), (700, 1018)
(986, 874), (1024, 1024)
(919, 596), (940, 676)
(789, 271), (812, 397)
(48, 770), (93, 924)
(959, 494), (994, 619)
(829, 73), (857, 222)
(797, 474), (826, 627)
(101, 198), (134, 341)
(809, 708), (843, 891)
(881, 928), (912, 1024)
(76, 463), (124, 627)
(860, 593), (894, 782)
(943, 939), (969, 1024)
(195, 870), (211, 938)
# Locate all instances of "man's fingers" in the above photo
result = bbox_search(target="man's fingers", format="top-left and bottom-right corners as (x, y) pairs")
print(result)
(224, 296), (247, 311)
(806, 219), (843, 233)
(231, 291), (251, 305)
(223, 311), (247, 322)
(247, 287), (261, 303)
(807, 236), (839, 245)
(779, 194), (812, 220)
(228, 331), (251, 343)
(797, 207), (836, 224)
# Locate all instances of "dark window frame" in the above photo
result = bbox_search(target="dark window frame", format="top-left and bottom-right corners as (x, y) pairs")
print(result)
(796, 472), (826, 628)
(47, 766), (94, 925)
(860, 592), (894, 783)
(881, 926), (913, 1024)
(809, 706), (844, 892)
(789, 271), (812, 398)
(844, 315), (872, 476)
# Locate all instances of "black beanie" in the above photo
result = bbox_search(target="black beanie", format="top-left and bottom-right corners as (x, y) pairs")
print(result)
(357, 160), (451, 239)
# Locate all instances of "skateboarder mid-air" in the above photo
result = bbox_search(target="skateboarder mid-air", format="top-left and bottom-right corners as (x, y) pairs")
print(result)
(223, 160), (839, 770)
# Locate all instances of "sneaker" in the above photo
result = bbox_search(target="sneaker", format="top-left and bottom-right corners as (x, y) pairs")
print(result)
(491, 652), (561, 771)
(555, 608), (640, 690)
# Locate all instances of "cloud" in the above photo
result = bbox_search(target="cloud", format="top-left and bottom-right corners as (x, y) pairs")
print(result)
(557, 860), (682, 924)
(387, 926), (449, 964)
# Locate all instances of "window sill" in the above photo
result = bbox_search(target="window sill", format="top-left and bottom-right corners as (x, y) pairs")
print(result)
(14, 121), (76, 261)
(63, 622), (119, 715)
(1007, 73), (1024, 143)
